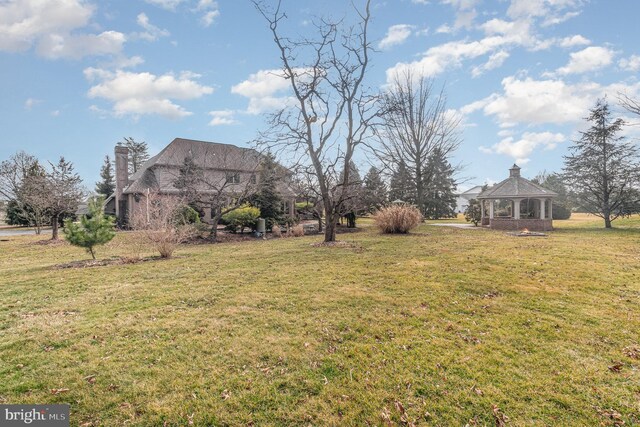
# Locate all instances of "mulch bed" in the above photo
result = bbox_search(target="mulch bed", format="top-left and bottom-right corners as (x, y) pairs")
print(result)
(52, 256), (170, 270)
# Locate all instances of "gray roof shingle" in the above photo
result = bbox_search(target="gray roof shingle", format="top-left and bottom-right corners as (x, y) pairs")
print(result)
(477, 165), (557, 199)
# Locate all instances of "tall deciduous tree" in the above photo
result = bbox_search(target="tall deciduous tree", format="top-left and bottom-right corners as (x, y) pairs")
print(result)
(46, 157), (84, 240)
(0, 151), (40, 229)
(172, 146), (259, 241)
(19, 160), (50, 234)
(121, 137), (149, 175)
(378, 72), (461, 216)
(563, 99), (640, 228)
(95, 155), (115, 198)
(252, 0), (375, 242)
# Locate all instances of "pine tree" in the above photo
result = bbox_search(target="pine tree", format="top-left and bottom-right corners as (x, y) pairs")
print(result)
(338, 161), (363, 228)
(563, 99), (640, 228)
(95, 155), (115, 197)
(389, 160), (414, 203)
(250, 153), (284, 229)
(362, 166), (387, 213)
(64, 196), (116, 260)
(121, 137), (150, 175)
(423, 149), (457, 219)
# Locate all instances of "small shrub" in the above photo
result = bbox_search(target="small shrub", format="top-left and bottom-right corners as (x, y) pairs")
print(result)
(175, 205), (201, 225)
(222, 204), (261, 233)
(291, 224), (305, 237)
(63, 196), (116, 260)
(373, 204), (423, 234)
(271, 224), (282, 238)
(464, 199), (482, 226)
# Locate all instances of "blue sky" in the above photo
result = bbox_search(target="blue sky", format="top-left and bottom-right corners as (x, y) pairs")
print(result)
(1, 0), (639, 190)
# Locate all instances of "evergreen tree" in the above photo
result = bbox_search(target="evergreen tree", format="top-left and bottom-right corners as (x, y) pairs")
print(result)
(95, 155), (115, 197)
(532, 172), (572, 220)
(423, 149), (457, 219)
(362, 166), (387, 213)
(464, 199), (482, 226)
(121, 137), (150, 174)
(338, 161), (363, 227)
(389, 160), (414, 203)
(250, 152), (284, 229)
(563, 99), (640, 228)
(64, 196), (116, 260)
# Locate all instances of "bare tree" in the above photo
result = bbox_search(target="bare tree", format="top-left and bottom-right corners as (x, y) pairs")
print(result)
(19, 162), (50, 234)
(376, 71), (461, 216)
(172, 144), (259, 241)
(129, 191), (195, 258)
(0, 151), (43, 230)
(46, 157), (84, 240)
(252, 0), (376, 242)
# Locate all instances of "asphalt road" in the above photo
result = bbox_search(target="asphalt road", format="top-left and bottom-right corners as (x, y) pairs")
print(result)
(0, 228), (52, 236)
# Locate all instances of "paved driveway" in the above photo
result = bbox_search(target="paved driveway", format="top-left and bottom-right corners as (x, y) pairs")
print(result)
(0, 228), (51, 236)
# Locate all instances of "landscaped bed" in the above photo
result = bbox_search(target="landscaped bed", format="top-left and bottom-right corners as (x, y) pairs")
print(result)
(0, 214), (638, 425)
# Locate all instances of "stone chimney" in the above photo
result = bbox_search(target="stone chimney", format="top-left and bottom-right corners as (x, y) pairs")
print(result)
(114, 145), (129, 220)
(509, 164), (521, 178)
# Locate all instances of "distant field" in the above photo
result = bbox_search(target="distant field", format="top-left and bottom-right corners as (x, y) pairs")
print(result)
(0, 214), (639, 425)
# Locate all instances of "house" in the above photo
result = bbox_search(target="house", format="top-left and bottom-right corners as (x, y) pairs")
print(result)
(454, 185), (484, 213)
(477, 164), (557, 231)
(106, 138), (297, 225)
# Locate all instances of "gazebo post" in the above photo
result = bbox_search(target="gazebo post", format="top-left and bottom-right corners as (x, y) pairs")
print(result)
(489, 199), (494, 219)
(513, 199), (521, 220)
(549, 199), (553, 219)
(539, 198), (546, 220)
(480, 200), (485, 219)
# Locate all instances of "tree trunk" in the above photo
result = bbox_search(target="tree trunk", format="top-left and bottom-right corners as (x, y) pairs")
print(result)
(210, 216), (220, 242)
(604, 215), (612, 228)
(324, 215), (337, 242)
(51, 214), (59, 240)
(89, 247), (96, 260)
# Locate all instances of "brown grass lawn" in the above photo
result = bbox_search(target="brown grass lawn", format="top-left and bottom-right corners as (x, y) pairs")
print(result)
(0, 214), (639, 426)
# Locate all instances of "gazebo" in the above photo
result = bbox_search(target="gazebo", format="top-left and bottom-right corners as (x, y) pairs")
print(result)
(477, 164), (557, 231)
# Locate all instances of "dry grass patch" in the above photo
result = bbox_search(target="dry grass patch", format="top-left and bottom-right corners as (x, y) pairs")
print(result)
(0, 215), (639, 425)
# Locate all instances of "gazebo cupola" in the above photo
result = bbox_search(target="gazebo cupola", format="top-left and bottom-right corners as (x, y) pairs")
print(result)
(477, 164), (558, 231)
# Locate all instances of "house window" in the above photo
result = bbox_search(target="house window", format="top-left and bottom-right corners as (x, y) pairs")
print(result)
(226, 172), (240, 184)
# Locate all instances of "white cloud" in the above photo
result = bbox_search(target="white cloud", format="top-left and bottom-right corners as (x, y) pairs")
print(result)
(480, 131), (565, 164)
(379, 24), (414, 50)
(619, 55), (640, 72)
(441, 0), (478, 31)
(200, 10), (220, 27)
(231, 69), (303, 115)
(145, 0), (185, 10)
(471, 50), (509, 77)
(208, 110), (238, 126)
(24, 98), (42, 110)
(133, 13), (169, 42)
(482, 76), (594, 126)
(473, 76), (640, 128)
(85, 69), (214, 119)
(50, 110), (61, 117)
(435, 24), (452, 34)
(558, 35), (590, 48)
(36, 31), (125, 59)
(554, 46), (615, 75)
(0, 0), (125, 59)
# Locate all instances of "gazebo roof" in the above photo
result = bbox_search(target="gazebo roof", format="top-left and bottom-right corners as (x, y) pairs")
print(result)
(477, 164), (558, 199)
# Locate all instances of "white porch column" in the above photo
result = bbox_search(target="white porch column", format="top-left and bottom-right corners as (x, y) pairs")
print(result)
(514, 199), (521, 219)
(489, 199), (494, 219)
(539, 198), (546, 220)
(481, 200), (485, 218)
(549, 199), (553, 220)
